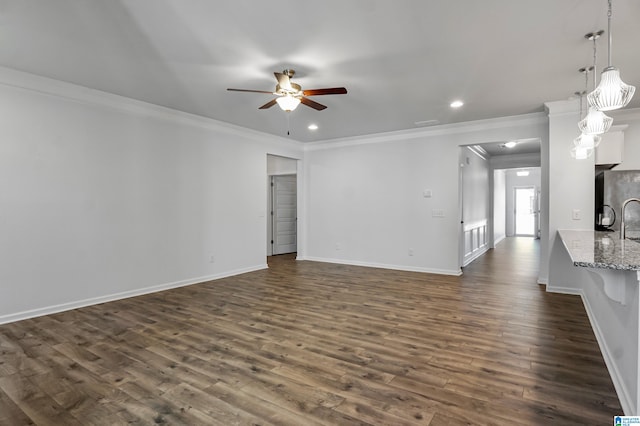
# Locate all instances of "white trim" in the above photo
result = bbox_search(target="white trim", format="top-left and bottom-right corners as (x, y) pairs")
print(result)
(0, 66), (300, 149)
(0, 264), (268, 325)
(544, 98), (580, 117)
(299, 256), (462, 276)
(546, 284), (632, 416)
(494, 234), (506, 246)
(304, 112), (547, 151)
(462, 245), (490, 267)
(462, 220), (489, 266)
(467, 145), (488, 160)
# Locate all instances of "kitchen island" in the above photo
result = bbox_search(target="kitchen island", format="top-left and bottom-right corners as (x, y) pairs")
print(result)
(557, 229), (640, 415)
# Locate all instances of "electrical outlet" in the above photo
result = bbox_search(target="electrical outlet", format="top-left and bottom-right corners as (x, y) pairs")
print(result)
(408, 248), (414, 256)
(572, 209), (581, 220)
(209, 255), (215, 263)
(335, 242), (341, 251)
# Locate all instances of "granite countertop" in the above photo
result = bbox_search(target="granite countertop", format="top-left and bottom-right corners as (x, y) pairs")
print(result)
(558, 229), (640, 271)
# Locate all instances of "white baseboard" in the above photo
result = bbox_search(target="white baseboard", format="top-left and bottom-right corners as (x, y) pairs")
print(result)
(462, 244), (489, 267)
(545, 284), (632, 415)
(0, 264), (268, 325)
(544, 285), (581, 295)
(301, 256), (462, 276)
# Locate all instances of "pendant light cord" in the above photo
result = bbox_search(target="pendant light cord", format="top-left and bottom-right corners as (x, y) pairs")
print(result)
(607, 0), (612, 67)
(592, 37), (597, 90)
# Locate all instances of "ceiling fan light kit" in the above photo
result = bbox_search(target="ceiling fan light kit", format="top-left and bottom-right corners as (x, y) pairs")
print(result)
(275, 95), (301, 112)
(228, 69), (347, 114)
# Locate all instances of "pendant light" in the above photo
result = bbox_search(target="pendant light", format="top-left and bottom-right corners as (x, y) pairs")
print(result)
(587, 0), (635, 111)
(571, 87), (600, 160)
(574, 71), (602, 153)
(579, 32), (613, 135)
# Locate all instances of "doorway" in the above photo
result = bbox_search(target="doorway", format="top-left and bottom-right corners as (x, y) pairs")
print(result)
(270, 174), (297, 255)
(267, 154), (299, 257)
(514, 186), (536, 236)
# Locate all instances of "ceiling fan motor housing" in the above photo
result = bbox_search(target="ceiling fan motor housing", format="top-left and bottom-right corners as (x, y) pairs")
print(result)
(276, 83), (302, 96)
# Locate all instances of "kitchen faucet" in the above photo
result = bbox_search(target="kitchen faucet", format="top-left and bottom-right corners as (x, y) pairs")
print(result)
(620, 198), (640, 239)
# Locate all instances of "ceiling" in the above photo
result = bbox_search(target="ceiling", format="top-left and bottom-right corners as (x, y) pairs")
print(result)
(474, 139), (543, 157)
(1, 0), (639, 143)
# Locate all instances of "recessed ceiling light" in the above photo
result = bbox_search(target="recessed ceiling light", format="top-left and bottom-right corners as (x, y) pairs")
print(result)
(308, 124), (318, 130)
(516, 170), (530, 177)
(504, 141), (517, 148)
(450, 100), (464, 108)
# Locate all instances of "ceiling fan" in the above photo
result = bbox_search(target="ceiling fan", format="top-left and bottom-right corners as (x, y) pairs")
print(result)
(227, 69), (347, 112)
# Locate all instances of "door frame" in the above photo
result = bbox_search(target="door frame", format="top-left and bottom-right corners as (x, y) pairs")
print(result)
(513, 185), (536, 237)
(266, 154), (302, 259)
(270, 174), (297, 255)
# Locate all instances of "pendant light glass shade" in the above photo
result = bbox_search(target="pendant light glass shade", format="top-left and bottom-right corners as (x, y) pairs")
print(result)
(570, 145), (593, 160)
(587, 67), (636, 111)
(578, 106), (613, 134)
(276, 95), (301, 111)
(587, 1), (635, 111)
(574, 132), (602, 149)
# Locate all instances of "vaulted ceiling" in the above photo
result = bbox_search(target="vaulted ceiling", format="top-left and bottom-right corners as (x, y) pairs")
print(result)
(1, 1), (638, 143)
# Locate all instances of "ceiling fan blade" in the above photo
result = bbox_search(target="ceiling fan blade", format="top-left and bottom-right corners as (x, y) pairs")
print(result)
(302, 87), (347, 96)
(259, 99), (278, 109)
(274, 72), (292, 90)
(228, 88), (274, 94)
(300, 97), (327, 111)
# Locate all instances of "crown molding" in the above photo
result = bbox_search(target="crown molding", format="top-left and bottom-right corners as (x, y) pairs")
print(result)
(0, 66), (302, 150)
(544, 98), (581, 117)
(304, 112), (547, 152)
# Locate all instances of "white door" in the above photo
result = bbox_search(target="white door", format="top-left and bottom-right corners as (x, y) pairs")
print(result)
(514, 186), (536, 236)
(272, 175), (297, 255)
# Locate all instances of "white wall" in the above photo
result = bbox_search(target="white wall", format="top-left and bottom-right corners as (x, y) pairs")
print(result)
(546, 99), (595, 291)
(0, 68), (303, 323)
(461, 147), (490, 229)
(493, 169), (506, 244)
(267, 154), (298, 175)
(303, 115), (547, 275)
(610, 109), (640, 171)
(460, 146), (490, 265)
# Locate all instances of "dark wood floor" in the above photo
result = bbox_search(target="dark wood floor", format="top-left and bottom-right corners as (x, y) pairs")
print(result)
(0, 238), (622, 425)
